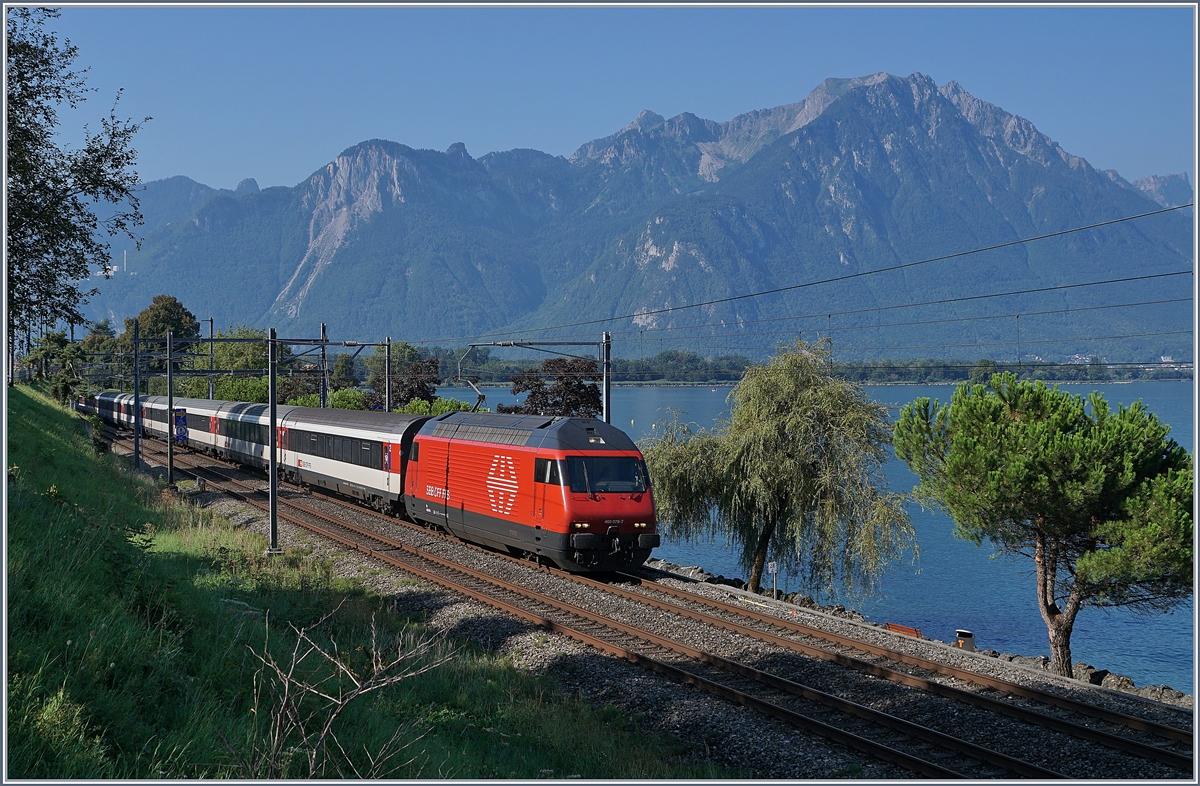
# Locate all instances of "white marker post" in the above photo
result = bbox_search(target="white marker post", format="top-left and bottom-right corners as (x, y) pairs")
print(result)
(768, 560), (778, 600)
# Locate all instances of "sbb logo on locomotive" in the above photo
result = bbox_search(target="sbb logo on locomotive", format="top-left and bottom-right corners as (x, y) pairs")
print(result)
(486, 454), (519, 515)
(426, 485), (450, 501)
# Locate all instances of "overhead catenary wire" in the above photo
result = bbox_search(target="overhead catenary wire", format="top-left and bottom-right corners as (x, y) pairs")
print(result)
(594, 278), (1193, 341)
(406, 203), (1193, 345)
(449, 294), (1191, 348)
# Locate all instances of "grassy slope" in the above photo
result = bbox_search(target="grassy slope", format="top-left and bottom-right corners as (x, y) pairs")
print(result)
(6, 384), (738, 779)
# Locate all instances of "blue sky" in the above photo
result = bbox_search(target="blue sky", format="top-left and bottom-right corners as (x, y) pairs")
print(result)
(48, 5), (1196, 192)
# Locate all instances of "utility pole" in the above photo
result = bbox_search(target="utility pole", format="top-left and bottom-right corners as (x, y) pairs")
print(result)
(267, 328), (281, 555)
(320, 322), (328, 408)
(166, 331), (174, 485)
(132, 319), (140, 470)
(208, 317), (215, 399)
(385, 336), (392, 412)
(602, 331), (612, 424)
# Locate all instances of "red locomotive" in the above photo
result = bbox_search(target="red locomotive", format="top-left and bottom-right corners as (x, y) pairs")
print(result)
(405, 411), (659, 571)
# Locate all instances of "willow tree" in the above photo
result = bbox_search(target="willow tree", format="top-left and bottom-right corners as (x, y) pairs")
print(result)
(893, 373), (1193, 677)
(642, 339), (914, 595)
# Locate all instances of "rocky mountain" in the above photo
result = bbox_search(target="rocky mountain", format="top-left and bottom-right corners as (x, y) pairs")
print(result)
(86, 72), (1193, 362)
(1133, 173), (1193, 209)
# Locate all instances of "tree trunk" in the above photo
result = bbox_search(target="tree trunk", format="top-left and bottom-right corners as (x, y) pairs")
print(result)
(1047, 617), (1074, 678)
(747, 520), (777, 594)
(1033, 534), (1083, 678)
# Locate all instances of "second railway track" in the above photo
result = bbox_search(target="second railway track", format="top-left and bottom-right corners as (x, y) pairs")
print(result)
(119, 432), (1194, 779)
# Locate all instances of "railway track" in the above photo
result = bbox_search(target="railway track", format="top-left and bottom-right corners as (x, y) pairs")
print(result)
(117, 431), (1193, 778)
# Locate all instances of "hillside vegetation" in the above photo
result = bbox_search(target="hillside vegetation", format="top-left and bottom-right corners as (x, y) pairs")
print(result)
(5, 384), (735, 779)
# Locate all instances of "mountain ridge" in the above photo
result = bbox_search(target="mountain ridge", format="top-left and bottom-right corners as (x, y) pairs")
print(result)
(87, 72), (1193, 363)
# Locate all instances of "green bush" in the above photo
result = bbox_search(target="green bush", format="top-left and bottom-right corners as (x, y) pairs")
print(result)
(394, 396), (480, 415)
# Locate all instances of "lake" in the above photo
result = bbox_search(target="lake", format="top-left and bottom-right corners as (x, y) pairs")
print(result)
(439, 381), (1195, 694)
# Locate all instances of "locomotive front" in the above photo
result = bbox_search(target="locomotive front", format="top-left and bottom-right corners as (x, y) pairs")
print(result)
(404, 412), (659, 571)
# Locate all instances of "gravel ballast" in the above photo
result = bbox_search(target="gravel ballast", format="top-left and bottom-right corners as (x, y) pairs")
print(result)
(122, 445), (1192, 779)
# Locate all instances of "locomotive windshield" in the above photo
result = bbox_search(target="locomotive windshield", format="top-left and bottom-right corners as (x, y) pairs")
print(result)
(565, 456), (648, 494)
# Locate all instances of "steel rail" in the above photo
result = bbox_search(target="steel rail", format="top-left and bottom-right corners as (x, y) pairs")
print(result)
(134, 443), (1065, 778)
(120, 432), (1188, 775)
(616, 571), (1194, 744)
(152, 452), (974, 778)
(564, 573), (1194, 773)
(260, 462), (1190, 766)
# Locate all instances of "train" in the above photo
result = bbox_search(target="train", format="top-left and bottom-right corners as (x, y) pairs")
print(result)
(78, 391), (660, 571)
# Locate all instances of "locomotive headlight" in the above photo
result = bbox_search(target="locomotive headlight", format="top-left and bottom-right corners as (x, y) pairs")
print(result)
(571, 522), (590, 530)
(633, 522), (648, 529)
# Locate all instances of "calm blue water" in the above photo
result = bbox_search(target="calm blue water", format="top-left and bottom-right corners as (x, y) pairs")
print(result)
(440, 382), (1195, 693)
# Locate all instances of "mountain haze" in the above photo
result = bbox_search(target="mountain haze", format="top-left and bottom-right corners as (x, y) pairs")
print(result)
(87, 73), (1193, 362)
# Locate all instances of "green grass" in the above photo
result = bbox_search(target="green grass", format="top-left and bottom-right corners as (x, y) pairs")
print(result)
(6, 383), (740, 779)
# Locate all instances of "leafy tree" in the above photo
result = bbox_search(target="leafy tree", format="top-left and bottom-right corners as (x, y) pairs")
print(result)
(210, 375), (268, 404)
(394, 396), (477, 415)
(967, 358), (998, 385)
(496, 357), (601, 417)
(366, 356), (439, 411)
(642, 340), (914, 595)
(331, 388), (368, 410)
(123, 294), (199, 343)
(207, 324), (270, 371)
(26, 329), (70, 379)
(331, 354), (357, 390)
(277, 373), (320, 406)
(6, 8), (147, 345)
(364, 341), (420, 389)
(893, 373), (1193, 677)
(48, 340), (85, 403)
(79, 319), (118, 387)
(85, 317), (115, 339)
(118, 294), (200, 375)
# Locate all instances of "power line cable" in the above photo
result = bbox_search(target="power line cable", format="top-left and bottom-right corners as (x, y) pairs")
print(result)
(409, 203), (1192, 343)
(602, 329), (1192, 356)
(594, 276), (1193, 340)
(537, 295), (1191, 346)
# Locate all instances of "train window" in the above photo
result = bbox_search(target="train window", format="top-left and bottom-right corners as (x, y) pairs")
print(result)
(308, 433), (317, 455)
(408, 441), (419, 462)
(370, 442), (381, 470)
(360, 442), (371, 467)
(534, 458), (563, 485)
(564, 456), (646, 494)
(333, 437), (343, 463)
